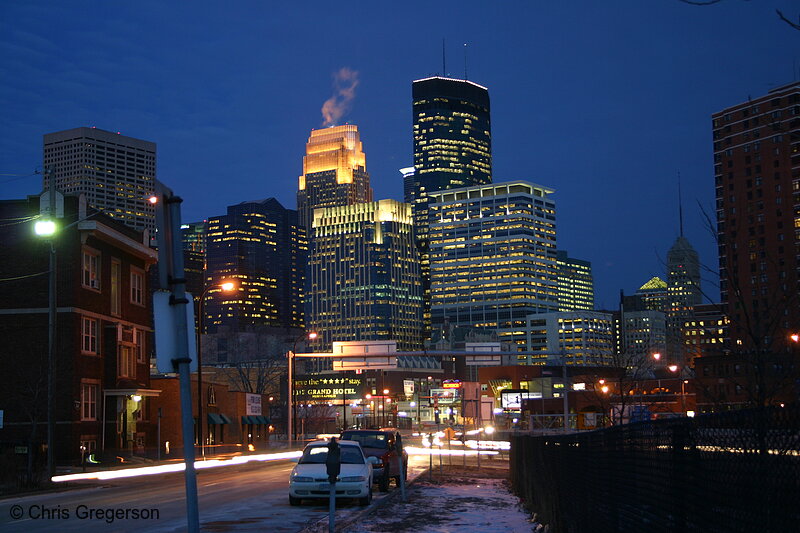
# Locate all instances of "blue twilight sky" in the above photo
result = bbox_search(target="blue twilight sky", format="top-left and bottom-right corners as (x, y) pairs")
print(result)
(1, 1), (797, 309)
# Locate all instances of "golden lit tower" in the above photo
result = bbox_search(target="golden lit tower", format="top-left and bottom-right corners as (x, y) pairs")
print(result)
(297, 125), (372, 233)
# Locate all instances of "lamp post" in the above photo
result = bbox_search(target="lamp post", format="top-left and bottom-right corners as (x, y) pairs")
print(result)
(196, 280), (236, 459)
(34, 204), (57, 480)
(289, 331), (317, 446)
(382, 388), (389, 427)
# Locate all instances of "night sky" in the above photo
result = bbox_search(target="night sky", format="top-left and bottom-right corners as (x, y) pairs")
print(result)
(1, 1), (797, 309)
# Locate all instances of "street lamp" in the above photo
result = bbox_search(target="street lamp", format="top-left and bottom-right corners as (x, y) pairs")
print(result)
(382, 389), (389, 427)
(34, 208), (58, 480)
(196, 280), (236, 459)
(289, 331), (317, 445)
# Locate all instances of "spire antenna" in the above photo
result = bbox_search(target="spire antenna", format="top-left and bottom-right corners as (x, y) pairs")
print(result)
(442, 38), (446, 76)
(678, 170), (684, 238)
(464, 43), (468, 80)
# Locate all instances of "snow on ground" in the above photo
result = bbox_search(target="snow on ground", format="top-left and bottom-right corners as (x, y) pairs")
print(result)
(343, 467), (531, 533)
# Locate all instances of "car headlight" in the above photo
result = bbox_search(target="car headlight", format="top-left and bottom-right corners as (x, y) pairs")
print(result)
(291, 475), (314, 482)
(339, 476), (366, 482)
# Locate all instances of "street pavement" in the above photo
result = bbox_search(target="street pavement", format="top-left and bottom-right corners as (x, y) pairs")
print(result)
(0, 453), (431, 533)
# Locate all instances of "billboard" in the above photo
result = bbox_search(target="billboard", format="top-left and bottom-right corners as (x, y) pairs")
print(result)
(500, 389), (541, 410)
(430, 388), (459, 404)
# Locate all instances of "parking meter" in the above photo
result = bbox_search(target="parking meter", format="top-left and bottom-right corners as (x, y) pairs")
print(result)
(326, 437), (341, 484)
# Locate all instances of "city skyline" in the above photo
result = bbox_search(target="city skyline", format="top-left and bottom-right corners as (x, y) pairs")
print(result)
(1, 2), (798, 308)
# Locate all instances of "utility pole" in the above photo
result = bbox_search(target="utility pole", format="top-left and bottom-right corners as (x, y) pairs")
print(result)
(45, 167), (56, 481)
(154, 182), (200, 533)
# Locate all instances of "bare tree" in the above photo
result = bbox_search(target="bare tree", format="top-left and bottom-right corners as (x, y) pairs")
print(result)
(677, 0), (800, 31)
(693, 204), (799, 410)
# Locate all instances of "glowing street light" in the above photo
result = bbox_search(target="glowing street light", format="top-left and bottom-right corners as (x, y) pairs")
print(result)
(197, 280), (237, 458)
(288, 331), (318, 444)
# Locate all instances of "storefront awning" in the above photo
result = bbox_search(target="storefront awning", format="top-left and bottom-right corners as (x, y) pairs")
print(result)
(208, 413), (230, 425)
(256, 416), (271, 425)
(241, 416), (255, 425)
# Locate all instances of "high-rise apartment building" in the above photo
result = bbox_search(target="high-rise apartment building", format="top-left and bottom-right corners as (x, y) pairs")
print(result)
(205, 199), (306, 333)
(308, 199), (422, 352)
(43, 127), (157, 234)
(428, 181), (558, 351)
(712, 81), (799, 351)
(556, 250), (594, 311)
(407, 77), (493, 339)
(297, 125), (372, 233)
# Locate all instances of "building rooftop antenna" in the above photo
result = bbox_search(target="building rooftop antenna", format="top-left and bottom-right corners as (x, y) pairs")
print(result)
(442, 38), (446, 76)
(464, 43), (468, 80)
(678, 170), (684, 238)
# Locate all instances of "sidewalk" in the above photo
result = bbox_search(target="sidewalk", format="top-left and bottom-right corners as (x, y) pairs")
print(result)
(340, 465), (531, 533)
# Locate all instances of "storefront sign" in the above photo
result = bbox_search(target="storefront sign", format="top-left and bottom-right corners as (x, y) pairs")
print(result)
(442, 380), (462, 389)
(403, 379), (415, 396)
(246, 393), (262, 416)
(295, 376), (363, 402)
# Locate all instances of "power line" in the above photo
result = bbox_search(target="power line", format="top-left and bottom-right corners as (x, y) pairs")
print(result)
(0, 271), (49, 282)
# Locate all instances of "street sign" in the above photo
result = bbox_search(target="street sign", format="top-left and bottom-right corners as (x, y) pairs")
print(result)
(332, 356), (397, 371)
(153, 291), (197, 373)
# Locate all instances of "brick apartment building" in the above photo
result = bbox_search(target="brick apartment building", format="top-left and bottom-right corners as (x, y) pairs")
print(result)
(0, 194), (158, 465)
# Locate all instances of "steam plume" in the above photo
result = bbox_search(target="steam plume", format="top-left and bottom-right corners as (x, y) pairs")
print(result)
(321, 67), (359, 126)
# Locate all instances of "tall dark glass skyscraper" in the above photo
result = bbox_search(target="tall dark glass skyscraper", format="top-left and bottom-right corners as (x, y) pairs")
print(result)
(205, 199), (306, 333)
(407, 77), (492, 340)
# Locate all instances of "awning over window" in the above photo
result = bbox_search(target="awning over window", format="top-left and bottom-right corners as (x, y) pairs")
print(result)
(241, 415), (270, 425)
(208, 413), (230, 425)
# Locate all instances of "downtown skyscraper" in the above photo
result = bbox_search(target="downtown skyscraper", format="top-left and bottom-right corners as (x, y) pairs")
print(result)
(405, 77), (492, 338)
(43, 127), (157, 234)
(665, 234), (702, 363)
(308, 199), (422, 352)
(428, 181), (558, 352)
(205, 199), (306, 333)
(297, 125), (373, 234)
(556, 250), (595, 311)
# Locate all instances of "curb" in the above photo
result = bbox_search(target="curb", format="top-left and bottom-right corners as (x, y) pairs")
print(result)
(298, 469), (425, 533)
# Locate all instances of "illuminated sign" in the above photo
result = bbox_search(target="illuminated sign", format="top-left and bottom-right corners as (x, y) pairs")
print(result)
(442, 380), (462, 389)
(294, 376), (363, 402)
(430, 388), (459, 404)
(500, 390), (541, 410)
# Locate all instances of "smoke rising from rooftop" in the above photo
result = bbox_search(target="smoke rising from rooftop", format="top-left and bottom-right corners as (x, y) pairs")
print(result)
(321, 67), (359, 127)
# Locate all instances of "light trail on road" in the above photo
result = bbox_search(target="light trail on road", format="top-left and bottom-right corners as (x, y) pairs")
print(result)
(51, 450), (302, 483)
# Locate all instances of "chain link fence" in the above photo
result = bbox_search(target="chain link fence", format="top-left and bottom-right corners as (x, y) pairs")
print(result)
(510, 405), (800, 533)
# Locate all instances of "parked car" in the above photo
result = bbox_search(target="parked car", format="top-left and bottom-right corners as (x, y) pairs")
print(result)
(289, 439), (378, 506)
(340, 429), (408, 492)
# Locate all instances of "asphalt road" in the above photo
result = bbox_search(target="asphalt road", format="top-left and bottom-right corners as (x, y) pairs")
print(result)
(0, 455), (430, 533)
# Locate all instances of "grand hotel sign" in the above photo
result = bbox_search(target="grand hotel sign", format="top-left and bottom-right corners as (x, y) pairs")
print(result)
(294, 376), (363, 402)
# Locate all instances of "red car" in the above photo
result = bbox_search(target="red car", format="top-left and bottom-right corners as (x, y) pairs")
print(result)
(340, 429), (408, 492)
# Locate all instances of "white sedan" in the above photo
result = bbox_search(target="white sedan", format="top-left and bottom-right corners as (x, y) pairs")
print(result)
(289, 439), (378, 506)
